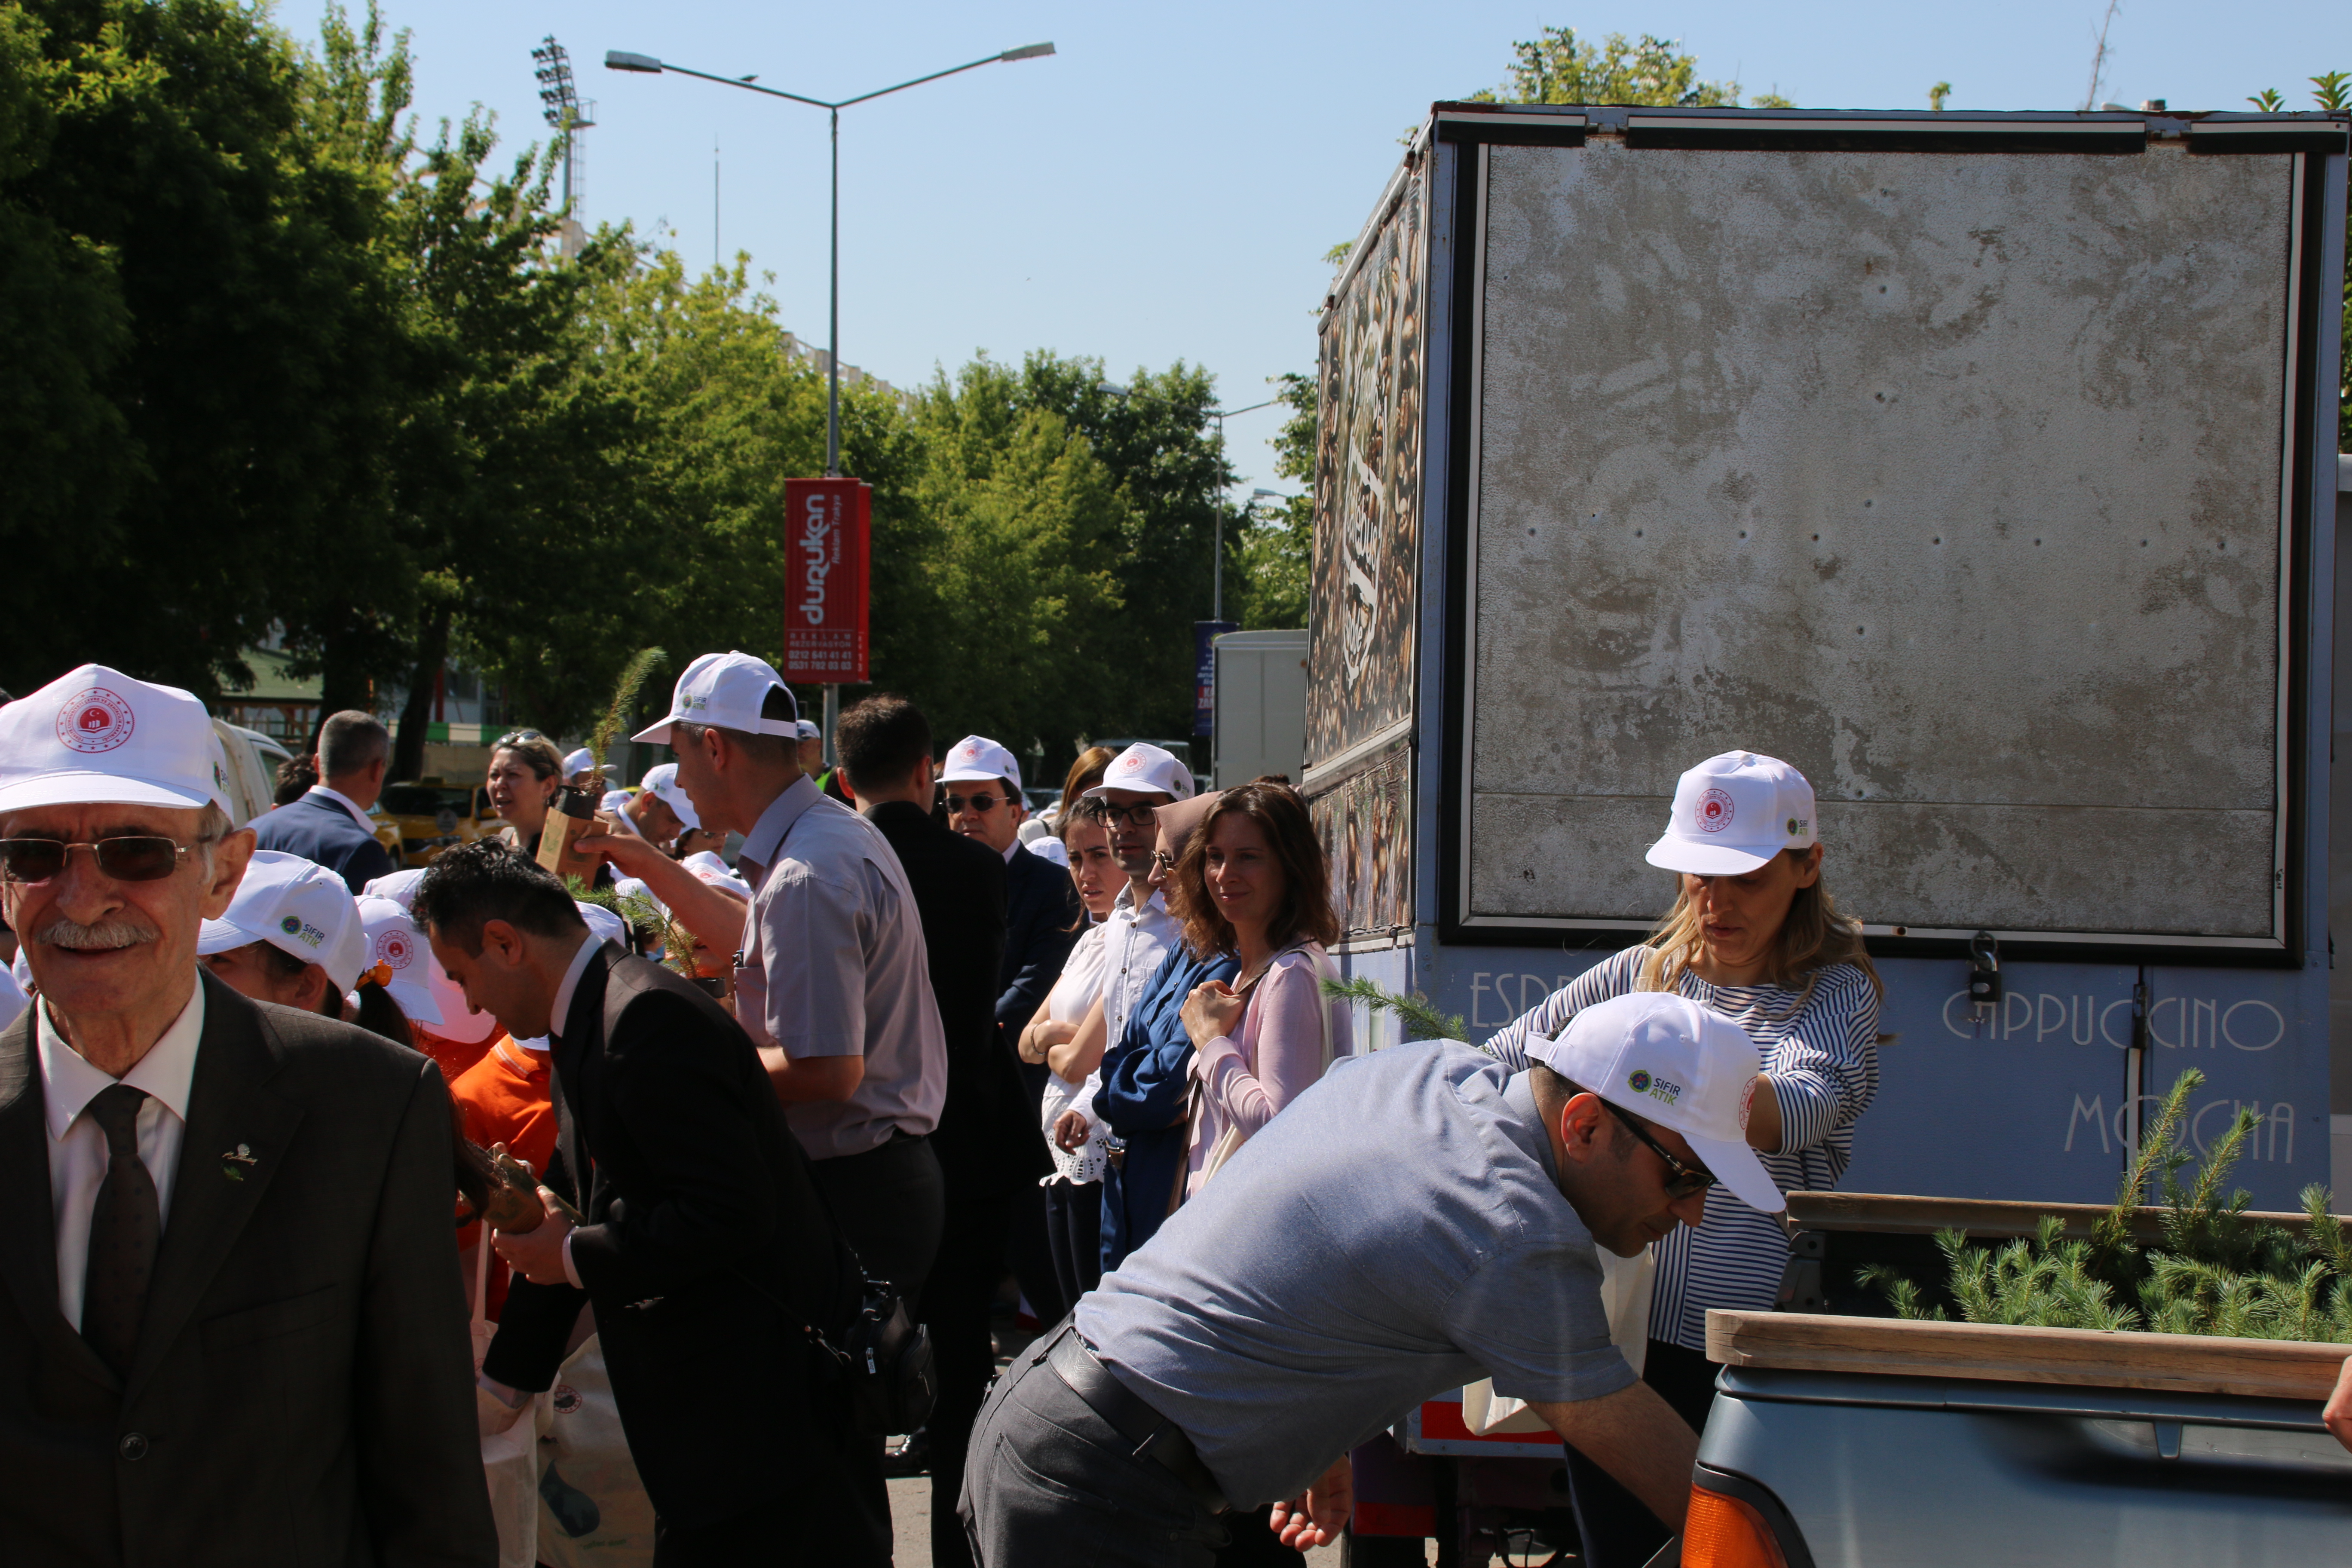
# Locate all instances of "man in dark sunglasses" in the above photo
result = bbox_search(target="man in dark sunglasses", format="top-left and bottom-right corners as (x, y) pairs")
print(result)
(0, 663), (495, 1561)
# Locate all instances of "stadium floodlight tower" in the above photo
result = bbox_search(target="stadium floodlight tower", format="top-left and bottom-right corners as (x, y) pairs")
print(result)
(531, 35), (595, 240)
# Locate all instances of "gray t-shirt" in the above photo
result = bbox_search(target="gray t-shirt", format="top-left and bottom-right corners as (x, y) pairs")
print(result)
(1075, 1041), (1633, 1506)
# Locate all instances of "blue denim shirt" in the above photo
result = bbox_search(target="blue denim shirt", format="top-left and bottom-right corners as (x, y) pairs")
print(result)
(1094, 943), (1239, 1272)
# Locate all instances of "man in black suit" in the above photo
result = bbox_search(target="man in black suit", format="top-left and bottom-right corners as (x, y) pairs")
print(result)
(411, 841), (887, 1566)
(0, 664), (494, 1566)
(837, 699), (1041, 1568)
(939, 736), (1085, 1330)
(246, 709), (398, 893)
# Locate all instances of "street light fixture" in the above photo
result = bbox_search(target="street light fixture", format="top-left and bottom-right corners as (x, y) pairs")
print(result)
(604, 43), (1057, 476)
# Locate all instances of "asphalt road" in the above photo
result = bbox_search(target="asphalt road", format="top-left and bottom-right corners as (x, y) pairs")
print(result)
(884, 1475), (1372, 1566)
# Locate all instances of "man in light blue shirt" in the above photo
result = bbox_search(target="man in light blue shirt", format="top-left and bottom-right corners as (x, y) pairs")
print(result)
(960, 993), (1783, 1567)
(631, 652), (947, 1302)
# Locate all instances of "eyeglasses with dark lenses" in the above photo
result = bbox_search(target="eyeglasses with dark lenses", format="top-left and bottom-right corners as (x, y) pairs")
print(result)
(1604, 1100), (1717, 1200)
(0, 836), (193, 884)
(1090, 800), (1161, 828)
(945, 793), (1008, 814)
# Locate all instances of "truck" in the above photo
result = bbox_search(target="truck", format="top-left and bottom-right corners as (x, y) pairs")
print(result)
(1300, 100), (2351, 1562)
(1211, 628), (1309, 788)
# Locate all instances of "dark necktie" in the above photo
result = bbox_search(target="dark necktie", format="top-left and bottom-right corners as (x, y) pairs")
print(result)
(82, 1084), (160, 1378)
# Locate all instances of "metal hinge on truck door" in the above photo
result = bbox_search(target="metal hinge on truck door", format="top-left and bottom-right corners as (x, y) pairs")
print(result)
(1967, 931), (2000, 1018)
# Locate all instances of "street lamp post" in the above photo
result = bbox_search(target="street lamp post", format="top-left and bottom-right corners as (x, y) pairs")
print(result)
(607, 43), (1055, 477)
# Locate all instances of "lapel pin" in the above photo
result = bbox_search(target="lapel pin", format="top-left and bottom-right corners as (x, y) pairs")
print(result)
(221, 1143), (258, 1181)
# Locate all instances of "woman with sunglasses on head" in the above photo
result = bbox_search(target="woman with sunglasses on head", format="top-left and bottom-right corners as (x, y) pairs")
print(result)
(487, 732), (613, 890)
(1482, 751), (1882, 1568)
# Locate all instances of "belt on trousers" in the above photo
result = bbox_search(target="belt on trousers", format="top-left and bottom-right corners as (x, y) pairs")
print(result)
(1044, 1327), (1230, 1516)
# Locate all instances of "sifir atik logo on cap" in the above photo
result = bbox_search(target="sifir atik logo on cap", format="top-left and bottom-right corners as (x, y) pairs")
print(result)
(1628, 1068), (1682, 1106)
(279, 914), (328, 950)
(57, 688), (135, 754)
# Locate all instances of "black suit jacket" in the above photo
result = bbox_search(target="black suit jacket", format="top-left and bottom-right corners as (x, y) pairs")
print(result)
(0, 970), (495, 1568)
(483, 944), (858, 1529)
(862, 803), (1046, 1191)
(998, 840), (1084, 1044)
(248, 792), (398, 894)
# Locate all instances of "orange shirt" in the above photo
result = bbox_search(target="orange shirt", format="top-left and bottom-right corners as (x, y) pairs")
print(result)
(415, 1026), (498, 1087)
(452, 1035), (557, 1319)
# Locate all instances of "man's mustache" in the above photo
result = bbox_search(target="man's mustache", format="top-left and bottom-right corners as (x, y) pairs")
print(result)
(34, 916), (160, 951)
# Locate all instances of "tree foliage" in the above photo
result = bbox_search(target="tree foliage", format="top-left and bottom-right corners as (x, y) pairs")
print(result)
(1470, 25), (1790, 109)
(1861, 1070), (2352, 1341)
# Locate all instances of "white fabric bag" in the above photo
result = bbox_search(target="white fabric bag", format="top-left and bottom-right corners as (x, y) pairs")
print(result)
(534, 1334), (659, 1568)
(1461, 1245), (1656, 1436)
(470, 1231), (548, 1568)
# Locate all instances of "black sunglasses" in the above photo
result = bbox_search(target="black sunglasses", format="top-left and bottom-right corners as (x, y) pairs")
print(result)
(496, 729), (545, 747)
(0, 836), (195, 885)
(944, 792), (1011, 814)
(1604, 1100), (1717, 1200)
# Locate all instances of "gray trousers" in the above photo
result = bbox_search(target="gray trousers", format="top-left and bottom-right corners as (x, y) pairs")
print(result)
(958, 1331), (1230, 1568)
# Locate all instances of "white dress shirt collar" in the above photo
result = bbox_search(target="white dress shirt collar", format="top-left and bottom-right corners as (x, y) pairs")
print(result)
(1110, 883), (1167, 922)
(547, 934), (602, 1044)
(306, 784), (378, 838)
(37, 981), (205, 1142)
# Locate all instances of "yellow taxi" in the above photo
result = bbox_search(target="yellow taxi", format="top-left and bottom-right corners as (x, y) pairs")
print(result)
(379, 778), (506, 868)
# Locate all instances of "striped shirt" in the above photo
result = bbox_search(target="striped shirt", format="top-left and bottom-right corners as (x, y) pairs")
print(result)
(1482, 946), (1880, 1351)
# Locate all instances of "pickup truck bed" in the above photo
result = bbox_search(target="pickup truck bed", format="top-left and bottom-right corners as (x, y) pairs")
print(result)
(1697, 1310), (2352, 1566)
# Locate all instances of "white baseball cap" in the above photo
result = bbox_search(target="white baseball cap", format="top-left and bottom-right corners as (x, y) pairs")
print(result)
(1081, 743), (1194, 802)
(562, 747), (597, 777)
(639, 762), (700, 831)
(1025, 836), (1070, 870)
(681, 850), (753, 898)
(1525, 992), (1783, 1214)
(631, 651), (799, 747)
(197, 851), (369, 991)
(0, 664), (236, 818)
(940, 735), (1023, 792)
(597, 789), (632, 815)
(795, 720), (822, 743)
(1645, 751), (1817, 877)
(352, 894), (444, 1026)
(362, 866), (426, 910)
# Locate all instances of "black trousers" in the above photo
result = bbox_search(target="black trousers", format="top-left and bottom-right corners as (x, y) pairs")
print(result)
(1562, 1338), (1720, 1568)
(808, 1131), (946, 1304)
(1043, 1178), (1102, 1309)
(919, 1173), (1014, 1568)
(648, 1384), (890, 1566)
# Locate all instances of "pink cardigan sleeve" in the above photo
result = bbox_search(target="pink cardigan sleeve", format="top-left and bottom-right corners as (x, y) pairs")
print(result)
(1192, 955), (1330, 1139)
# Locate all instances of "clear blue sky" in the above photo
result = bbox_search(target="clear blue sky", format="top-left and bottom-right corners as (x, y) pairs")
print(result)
(354, 0), (2345, 494)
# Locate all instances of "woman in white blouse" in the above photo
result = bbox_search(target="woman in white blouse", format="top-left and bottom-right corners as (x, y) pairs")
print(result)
(1018, 810), (1124, 1308)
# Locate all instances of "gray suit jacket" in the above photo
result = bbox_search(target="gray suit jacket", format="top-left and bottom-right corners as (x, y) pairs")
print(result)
(0, 969), (497, 1567)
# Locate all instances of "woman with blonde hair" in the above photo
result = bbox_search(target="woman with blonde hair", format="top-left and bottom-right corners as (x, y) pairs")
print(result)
(1485, 750), (1879, 1566)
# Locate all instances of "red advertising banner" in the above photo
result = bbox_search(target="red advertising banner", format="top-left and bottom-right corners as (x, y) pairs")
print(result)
(781, 478), (871, 685)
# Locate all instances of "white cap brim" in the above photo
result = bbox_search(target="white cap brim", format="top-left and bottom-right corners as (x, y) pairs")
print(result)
(1644, 835), (1780, 876)
(628, 718), (677, 746)
(939, 767), (1010, 784)
(0, 771), (217, 816)
(379, 974), (444, 1026)
(1681, 1130), (1786, 1214)
(195, 916), (260, 956)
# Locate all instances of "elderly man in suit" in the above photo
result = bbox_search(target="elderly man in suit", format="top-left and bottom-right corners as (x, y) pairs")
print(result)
(246, 709), (398, 893)
(0, 665), (493, 1566)
(420, 840), (887, 1566)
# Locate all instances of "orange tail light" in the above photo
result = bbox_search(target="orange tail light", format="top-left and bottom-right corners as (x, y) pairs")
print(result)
(1682, 1482), (1789, 1568)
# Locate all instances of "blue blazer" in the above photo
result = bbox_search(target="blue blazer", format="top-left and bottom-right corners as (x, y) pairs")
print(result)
(1096, 943), (1240, 1273)
(248, 792), (398, 894)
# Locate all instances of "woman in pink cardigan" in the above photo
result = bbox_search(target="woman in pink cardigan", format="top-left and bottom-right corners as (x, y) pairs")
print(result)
(1172, 781), (1353, 1204)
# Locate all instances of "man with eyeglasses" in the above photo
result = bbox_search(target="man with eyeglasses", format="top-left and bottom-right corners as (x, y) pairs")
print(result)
(961, 991), (1784, 1568)
(1077, 743), (1194, 1066)
(0, 665), (496, 1563)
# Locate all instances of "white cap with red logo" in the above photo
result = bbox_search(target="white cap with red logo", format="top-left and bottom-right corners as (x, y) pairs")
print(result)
(1080, 743), (1194, 802)
(352, 893), (444, 1026)
(196, 851), (368, 991)
(1644, 751), (1817, 877)
(0, 663), (236, 818)
(939, 736), (1022, 792)
(631, 651), (799, 747)
(1524, 991), (1784, 1214)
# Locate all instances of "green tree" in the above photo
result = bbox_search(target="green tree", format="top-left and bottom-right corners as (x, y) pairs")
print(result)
(1470, 25), (1788, 108)
(1228, 371), (1315, 630)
